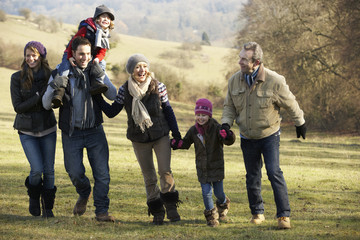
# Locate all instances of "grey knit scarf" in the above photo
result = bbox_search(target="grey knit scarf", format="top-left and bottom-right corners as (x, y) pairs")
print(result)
(95, 23), (110, 50)
(71, 65), (95, 130)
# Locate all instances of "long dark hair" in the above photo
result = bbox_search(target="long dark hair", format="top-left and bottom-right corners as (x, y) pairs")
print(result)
(20, 46), (51, 89)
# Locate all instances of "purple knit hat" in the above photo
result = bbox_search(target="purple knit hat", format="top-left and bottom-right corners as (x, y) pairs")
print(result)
(24, 41), (47, 58)
(195, 98), (212, 117)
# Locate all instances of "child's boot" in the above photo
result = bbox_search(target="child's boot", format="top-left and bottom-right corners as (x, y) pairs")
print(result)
(89, 61), (107, 95)
(216, 196), (230, 222)
(51, 88), (65, 108)
(204, 207), (219, 227)
(89, 79), (108, 95)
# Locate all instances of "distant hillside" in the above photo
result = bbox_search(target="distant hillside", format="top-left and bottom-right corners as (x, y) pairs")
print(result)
(0, 14), (239, 103)
(0, 0), (246, 47)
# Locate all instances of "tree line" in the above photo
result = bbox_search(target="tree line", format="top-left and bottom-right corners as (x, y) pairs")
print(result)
(233, 0), (360, 133)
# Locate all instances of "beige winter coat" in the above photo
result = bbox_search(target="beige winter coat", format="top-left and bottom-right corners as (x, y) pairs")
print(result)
(222, 64), (305, 139)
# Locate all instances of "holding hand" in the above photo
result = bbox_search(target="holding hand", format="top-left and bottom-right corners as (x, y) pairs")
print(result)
(219, 129), (228, 139)
(69, 57), (76, 67)
(296, 123), (306, 139)
(171, 131), (182, 150)
(170, 138), (183, 150)
(220, 128), (236, 146)
(220, 123), (231, 136)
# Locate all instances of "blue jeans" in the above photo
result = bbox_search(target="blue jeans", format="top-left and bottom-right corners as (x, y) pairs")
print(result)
(19, 131), (56, 189)
(200, 181), (226, 210)
(241, 131), (290, 218)
(62, 125), (110, 214)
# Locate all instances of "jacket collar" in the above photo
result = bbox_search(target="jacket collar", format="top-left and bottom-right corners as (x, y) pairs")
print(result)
(240, 63), (265, 83)
(255, 63), (265, 83)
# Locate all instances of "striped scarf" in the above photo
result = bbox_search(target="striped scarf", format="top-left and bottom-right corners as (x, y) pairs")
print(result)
(245, 67), (259, 87)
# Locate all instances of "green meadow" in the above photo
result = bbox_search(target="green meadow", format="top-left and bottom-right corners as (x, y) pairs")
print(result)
(0, 14), (360, 240)
(0, 66), (359, 239)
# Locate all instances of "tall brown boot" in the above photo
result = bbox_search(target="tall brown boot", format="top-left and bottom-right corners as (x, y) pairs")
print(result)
(204, 208), (219, 227)
(216, 196), (230, 222)
(147, 198), (165, 225)
(160, 190), (181, 222)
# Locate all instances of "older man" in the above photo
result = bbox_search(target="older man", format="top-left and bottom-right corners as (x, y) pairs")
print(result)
(221, 42), (306, 229)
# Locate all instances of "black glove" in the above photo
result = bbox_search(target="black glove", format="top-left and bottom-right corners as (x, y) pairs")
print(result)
(90, 61), (105, 80)
(50, 74), (68, 90)
(221, 123), (231, 137)
(296, 123), (306, 139)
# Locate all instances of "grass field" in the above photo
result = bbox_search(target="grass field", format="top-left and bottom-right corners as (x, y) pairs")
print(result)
(1, 64), (359, 240)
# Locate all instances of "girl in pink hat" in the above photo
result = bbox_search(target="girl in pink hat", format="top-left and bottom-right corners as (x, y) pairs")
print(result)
(171, 98), (235, 227)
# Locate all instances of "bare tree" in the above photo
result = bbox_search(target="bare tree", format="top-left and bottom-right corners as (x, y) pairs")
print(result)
(0, 9), (6, 22)
(234, 0), (360, 132)
(19, 8), (32, 20)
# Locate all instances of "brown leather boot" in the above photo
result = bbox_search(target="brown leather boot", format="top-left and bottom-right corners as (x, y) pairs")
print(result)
(96, 212), (115, 222)
(278, 217), (291, 229)
(51, 88), (65, 108)
(73, 195), (89, 216)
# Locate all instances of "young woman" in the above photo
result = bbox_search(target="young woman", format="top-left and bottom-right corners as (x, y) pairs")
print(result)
(94, 54), (182, 225)
(10, 41), (57, 218)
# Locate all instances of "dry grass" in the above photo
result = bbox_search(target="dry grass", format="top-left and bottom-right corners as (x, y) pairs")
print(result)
(1, 66), (360, 239)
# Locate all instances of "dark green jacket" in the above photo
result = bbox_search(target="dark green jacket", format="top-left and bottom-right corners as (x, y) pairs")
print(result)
(180, 118), (235, 183)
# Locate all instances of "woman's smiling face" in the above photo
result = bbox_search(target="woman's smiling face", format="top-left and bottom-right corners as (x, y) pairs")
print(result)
(25, 48), (41, 70)
(132, 62), (149, 83)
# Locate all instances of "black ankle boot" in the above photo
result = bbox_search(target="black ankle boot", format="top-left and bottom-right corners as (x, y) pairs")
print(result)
(25, 177), (42, 216)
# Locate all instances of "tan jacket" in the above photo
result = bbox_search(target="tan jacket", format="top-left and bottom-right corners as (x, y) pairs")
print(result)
(222, 64), (305, 139)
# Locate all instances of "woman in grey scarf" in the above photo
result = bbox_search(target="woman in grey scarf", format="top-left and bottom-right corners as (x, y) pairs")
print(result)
(94, 54), (183, 225)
